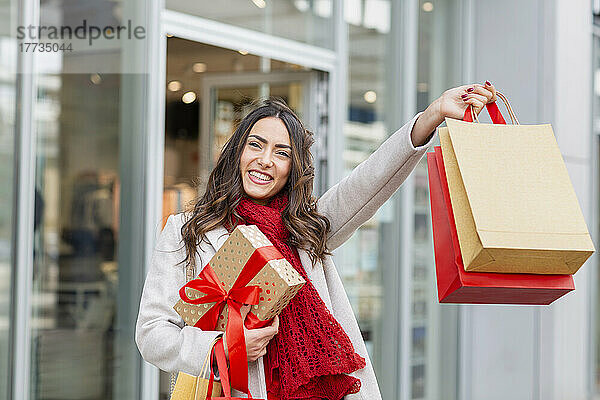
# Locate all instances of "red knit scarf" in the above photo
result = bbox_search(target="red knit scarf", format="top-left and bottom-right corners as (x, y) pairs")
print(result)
(234, 194), (366, 400)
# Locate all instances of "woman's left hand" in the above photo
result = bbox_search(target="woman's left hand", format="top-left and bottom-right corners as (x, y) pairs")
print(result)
(410, 81), (497, 147)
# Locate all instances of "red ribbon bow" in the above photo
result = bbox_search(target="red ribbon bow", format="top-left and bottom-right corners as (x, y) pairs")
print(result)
(179, 245), (282, 396)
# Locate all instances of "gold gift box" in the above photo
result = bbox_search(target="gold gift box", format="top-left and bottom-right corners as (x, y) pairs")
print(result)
(174, 225), (305, 330)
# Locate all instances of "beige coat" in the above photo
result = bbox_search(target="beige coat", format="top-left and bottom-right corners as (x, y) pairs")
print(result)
(135, 113), (432, 399)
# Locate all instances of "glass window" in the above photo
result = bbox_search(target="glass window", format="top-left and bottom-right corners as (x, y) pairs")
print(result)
(29, 0), (146, 398)
(410, 2), (461, 400)
(165, 0), (335, 49)
(339, 0), (461, 399)
(338, 0), (392, 391)
(593, 32), (600, 397)
(0, 0), (17, 397)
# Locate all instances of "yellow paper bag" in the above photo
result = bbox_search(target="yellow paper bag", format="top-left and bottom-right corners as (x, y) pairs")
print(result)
(439, 117), (594, 275)
(170, 372), (222, 400)
(170, 338), (222, 400)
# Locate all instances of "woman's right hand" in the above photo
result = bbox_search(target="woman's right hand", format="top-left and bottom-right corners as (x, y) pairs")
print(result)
(222, 305), (279, 362)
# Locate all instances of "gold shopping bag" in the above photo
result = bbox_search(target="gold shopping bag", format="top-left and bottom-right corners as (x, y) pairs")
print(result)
(170, 338), (222, 400)
(439, 93), (595, 274)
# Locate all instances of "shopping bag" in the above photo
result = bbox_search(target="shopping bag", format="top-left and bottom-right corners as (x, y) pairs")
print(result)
(170, 338), (222, 400)
(439, 94), (594, 274)
(428, 146), (575, 304)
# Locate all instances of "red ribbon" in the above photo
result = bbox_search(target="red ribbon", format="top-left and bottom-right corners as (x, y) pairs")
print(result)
(179, 245), (283, 396)
(208, 338), (250, 400)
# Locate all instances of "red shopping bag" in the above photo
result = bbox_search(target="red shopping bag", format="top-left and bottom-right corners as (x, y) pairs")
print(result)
(428, 146), (574, 304)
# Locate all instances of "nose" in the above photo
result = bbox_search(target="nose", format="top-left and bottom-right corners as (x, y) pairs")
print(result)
(257, 151), (274, 168)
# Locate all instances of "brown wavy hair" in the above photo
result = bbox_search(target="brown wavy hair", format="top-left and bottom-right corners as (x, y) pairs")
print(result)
(180, 98), (331, 272)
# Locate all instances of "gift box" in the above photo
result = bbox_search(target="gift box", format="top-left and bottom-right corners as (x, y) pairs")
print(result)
(428, 146), (575, 305)
(174, 224), (305, 330)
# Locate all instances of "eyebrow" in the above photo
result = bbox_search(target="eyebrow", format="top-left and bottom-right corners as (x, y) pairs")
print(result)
(248, 134), (292, 150)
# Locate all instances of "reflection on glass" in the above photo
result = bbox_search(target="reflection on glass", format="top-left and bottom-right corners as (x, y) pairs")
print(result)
(339, 0), (391, 385)
(32, 71), (122, 398)
(409, 1), (462, 398)
(0, 16), (17, 400)
(597, 138), (600, 394)
(411, 364), (425, 399)
(594, 34), (600, 395)
(410, 156), (432, 400)
(29, 0), (142, 397)
(165, 0), (335, 49)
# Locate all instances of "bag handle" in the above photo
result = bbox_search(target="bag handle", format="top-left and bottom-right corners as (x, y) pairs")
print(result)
(194, 337), (218, 399)
(208, 338), (255, 400)
(463, 91), (520, 125)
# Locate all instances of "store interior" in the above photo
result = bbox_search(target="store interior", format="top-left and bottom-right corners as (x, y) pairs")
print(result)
(162, 38), (317, 225)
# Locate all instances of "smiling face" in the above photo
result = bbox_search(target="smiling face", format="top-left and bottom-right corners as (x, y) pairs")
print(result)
(239, 117), (292, 204)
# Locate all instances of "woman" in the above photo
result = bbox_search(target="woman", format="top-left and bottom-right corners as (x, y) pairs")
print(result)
(136, 82), (497, 399)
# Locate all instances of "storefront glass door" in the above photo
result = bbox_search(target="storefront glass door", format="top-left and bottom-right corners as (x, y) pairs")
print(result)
(0, 0), (17, 396)
(593, 29), (600, 398)
(26, 0), (150, 398)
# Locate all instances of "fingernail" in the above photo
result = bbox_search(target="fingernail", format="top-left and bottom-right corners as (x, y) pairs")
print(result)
(461, 94), (468, 99)
(485, 80), (491, 86)
(467, 87), (474, 93)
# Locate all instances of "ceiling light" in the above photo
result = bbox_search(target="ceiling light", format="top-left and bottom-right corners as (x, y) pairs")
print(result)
(314, 0), (332, 18)
(90, 73), (102, 85)
(166, 33), (173, 37)
(192, 62), (207, 73)
(364, 0), (390, 33)
(182, 91), (196, 104)
(251, 0), (266, 8)
(294, 0), (309, 12)
(238, 50), (249, 55)
(167, 80), (182, 91)
(344, 0), (362, 25)
(422, 2), (434, 12)
(364, 90), (377, 103)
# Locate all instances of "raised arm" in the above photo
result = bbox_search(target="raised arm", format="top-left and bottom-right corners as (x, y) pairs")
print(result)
(317, 113), (433, 251)
(318, 81), (498, 250)
(135, 214), (222, 375)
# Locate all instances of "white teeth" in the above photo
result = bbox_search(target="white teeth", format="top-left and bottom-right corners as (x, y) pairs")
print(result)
(249, 171), (272, 181)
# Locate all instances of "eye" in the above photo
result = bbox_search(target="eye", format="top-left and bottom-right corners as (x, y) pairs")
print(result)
(248, 141), (261, 149)
(277, 151), (290, 158)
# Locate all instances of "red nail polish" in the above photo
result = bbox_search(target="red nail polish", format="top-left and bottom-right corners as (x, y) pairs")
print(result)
(467, 88), (474, 93)
(461, 94), (468, 99)
(485, 80), (491, 86)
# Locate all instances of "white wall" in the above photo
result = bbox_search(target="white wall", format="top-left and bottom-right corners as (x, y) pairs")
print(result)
(543, 1), (593, 399)
(461, 1), (595, 399)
